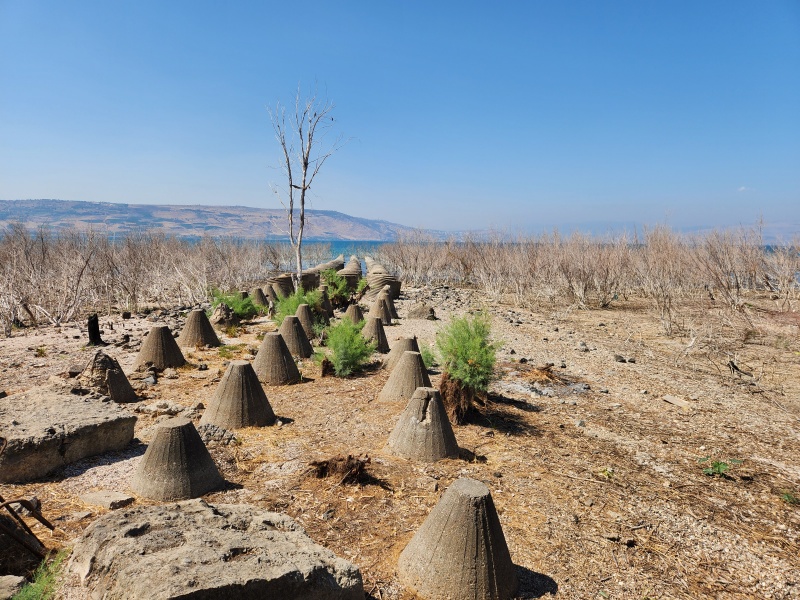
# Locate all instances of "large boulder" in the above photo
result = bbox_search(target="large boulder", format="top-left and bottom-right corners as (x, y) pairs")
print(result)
(0, 386), (136, 483)
(68, 499), (364, 600)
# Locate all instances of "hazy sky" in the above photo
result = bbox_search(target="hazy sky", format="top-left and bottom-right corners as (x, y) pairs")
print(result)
(1, 1), (798, 233)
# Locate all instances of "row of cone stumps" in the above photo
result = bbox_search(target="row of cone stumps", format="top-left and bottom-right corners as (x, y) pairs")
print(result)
(114, 280), (519, 599)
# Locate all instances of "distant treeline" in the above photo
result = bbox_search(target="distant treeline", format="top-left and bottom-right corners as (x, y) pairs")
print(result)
(1, 222), (798, 336)
(378, 227), (800, 334)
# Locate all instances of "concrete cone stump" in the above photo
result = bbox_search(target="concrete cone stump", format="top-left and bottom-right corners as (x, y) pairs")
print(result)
(250, 287), (269, 307)
(363, 317), (390, 354)
(385, 336), (421, 371)
(398, 478), (518, 600)
(378, 285), (400, 320)
(253, 332), (301, 385)
(295, 303), (316, 340)
(344, 304), (364, 325)
(279, 315), (313, 358)
(200, 361), (275, 429)
(368, 296), (393, 326)
(378, 351), (431, 401)
(133, 324), (186, 371)
(178, 309), (221, 348)
(388, 387), (458, 462)
(131, 417), (223, 501)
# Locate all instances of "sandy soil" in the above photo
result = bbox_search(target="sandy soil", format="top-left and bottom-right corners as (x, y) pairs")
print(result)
(1, 286), (799, 599)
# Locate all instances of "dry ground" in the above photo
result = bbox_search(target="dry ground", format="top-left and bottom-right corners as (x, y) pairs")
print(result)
(1, 286), (799, 599)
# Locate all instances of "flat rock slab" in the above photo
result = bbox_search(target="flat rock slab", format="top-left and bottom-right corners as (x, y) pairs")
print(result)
(0, 387), (136, 483)
(79, 490), (135, 510)
(69, 499), (364, 600)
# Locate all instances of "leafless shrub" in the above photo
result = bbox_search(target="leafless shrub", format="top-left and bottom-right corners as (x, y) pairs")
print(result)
(763, 238), (800, 312)
(690, 227), (765, 313)
(0, 225), (300, 335)
(631, 226), (690, 335)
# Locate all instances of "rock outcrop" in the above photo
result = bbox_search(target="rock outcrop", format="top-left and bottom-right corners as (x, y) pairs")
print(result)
(68, 499), (364, 599)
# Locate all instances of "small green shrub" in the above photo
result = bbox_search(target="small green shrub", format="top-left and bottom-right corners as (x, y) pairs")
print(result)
(698, 456), (742, 477)
(780, 491), (799, 505)
(420, 346), (437, 370)
(35, 346), (47, 357)
(327, 319), (375, 377)
(321, 269), (350, 305)
(312, 321), (328, 344)
(222, 323), (242, 338)
(436, 313), (499, 394)
(13, 549), (69, 600)
(218, 344), (244, 359)
(274, 289), (323, 326)
(209, 289), (260, 320)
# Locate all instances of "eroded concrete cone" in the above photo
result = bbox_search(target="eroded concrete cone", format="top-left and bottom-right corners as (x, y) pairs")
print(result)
(200, 360), (275, 429)
(344, 304), (364, 325)
(362, 316), (390, 354)
(279, 315), (313, 358)
(78, 349), (138, 403)
(131, 417), (223, 501)
(178, 309), (221, 348)
(295, 303), (316, 340)
(133, 324), (186, 371)
(378, 285), (400, 320)
(250, 287), (269, 307)
(388, 387), (458, 462)
(367, 295), (392, 326)
(398, 478), (518, 600)
(378, 351), (431, 401)
(385, 336), (421, 371)
(253, 332), (301, 385)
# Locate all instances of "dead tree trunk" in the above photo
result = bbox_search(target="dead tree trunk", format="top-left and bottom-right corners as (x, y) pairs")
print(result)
(87, 313), (107, 347)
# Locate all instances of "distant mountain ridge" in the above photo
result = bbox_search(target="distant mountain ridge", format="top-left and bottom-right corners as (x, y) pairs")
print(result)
(0, 199), (439, 241)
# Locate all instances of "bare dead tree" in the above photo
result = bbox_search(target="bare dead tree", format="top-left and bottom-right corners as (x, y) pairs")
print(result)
(268, 87), (344, 291)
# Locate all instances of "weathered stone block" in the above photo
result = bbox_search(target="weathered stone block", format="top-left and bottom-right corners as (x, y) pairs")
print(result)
(0, 387), (136, 483)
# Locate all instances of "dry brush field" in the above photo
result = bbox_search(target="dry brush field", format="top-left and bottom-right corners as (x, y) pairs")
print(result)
(1, 227), (799, 599)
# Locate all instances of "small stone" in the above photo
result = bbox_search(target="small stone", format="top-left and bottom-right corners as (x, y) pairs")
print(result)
(599, 389), (609, 394)
(198, 363), (208, 371)
(627, 357), (636, 363)
(0, 391), (6, 399)
(613, 354), (626, 363)
(80, 490), (135, 510)
(641, 389), (648, 394)
(575, 419), (585, 427)
(162, 368), (179, 379)
(519, 357), (528, 364)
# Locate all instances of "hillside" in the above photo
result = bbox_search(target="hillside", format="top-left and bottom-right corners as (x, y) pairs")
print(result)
(0, 199), (436, 241)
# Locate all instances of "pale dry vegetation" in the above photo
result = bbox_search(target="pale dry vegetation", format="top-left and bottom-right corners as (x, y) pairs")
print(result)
(0, 223), (333, 335)
(376, 225), (800, 335)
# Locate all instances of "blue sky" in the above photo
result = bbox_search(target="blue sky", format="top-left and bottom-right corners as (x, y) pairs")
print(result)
(1, 1), (798, 234)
